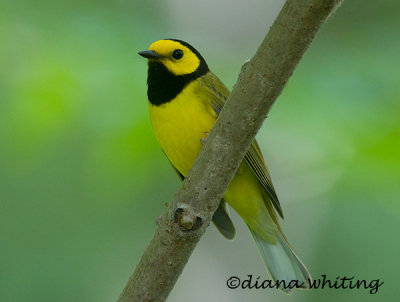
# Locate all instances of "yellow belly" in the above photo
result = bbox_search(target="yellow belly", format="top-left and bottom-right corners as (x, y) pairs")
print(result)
(149, 81), (217, 176)
(149, 80), (277, 241)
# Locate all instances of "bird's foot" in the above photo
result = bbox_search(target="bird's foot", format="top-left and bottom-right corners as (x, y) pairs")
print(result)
(200, 132), (209, 145)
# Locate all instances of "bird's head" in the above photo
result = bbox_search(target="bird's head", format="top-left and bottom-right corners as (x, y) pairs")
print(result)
(139, 39), (208, 76)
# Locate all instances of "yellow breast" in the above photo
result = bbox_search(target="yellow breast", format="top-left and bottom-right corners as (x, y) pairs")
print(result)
(148, 80), (217, 176)
(148, 78), (277, 241)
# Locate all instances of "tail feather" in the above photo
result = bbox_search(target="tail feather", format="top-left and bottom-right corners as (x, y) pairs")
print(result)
(248, 226), (311, 293)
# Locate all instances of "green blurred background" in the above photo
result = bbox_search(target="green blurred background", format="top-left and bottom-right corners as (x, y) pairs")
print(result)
(1, 0), (399, 301)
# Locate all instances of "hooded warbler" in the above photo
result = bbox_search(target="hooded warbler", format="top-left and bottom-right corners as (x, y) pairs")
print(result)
(139, 39), (311, 292)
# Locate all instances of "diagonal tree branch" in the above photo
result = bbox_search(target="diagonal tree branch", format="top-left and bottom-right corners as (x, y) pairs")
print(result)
(118, 0), (343, 301)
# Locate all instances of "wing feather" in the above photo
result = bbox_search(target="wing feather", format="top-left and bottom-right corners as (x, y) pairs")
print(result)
(198, 72), (283, 218)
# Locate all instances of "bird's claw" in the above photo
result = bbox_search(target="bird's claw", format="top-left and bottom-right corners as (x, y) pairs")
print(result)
(200, 132), (209, 145)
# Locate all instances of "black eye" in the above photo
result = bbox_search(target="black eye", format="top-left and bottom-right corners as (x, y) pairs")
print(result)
(172, 49), (183, 60)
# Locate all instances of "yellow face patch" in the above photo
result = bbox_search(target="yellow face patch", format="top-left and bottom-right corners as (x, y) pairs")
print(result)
(148, 40), (201, 76)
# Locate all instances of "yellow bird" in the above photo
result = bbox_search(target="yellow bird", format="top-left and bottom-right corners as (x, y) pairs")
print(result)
(139, 39), (311, 292)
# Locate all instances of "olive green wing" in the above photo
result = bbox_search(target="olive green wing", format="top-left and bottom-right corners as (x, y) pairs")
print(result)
(165, 153), (235, 239)
(246, 140), (283, 218)
(199, 72), (283, 218)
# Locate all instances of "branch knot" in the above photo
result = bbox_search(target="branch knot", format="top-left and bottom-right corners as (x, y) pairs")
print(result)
(174, 207), (203, 232)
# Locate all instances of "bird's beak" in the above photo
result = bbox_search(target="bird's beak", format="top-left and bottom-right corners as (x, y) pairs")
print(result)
(138, 50), (163, 59)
